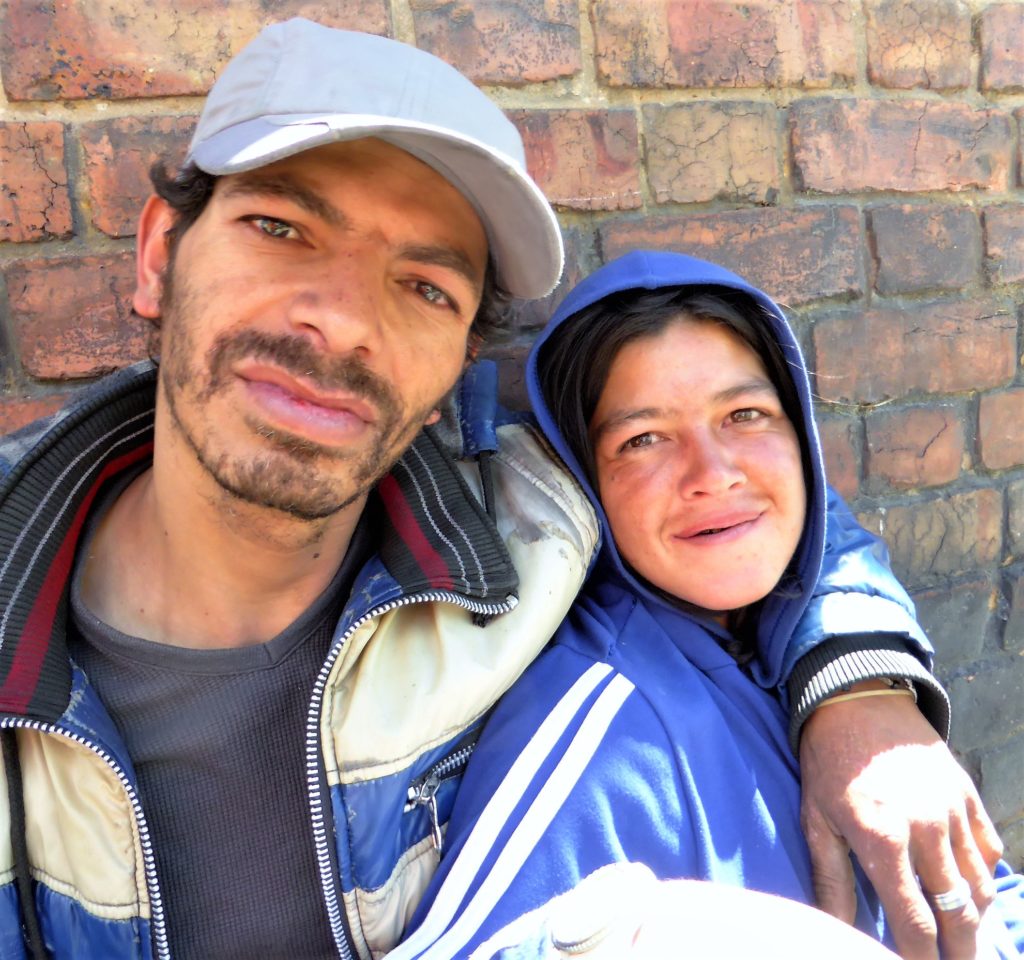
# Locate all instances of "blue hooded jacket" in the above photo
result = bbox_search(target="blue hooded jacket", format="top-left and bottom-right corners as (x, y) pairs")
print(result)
(395, 252), (1024, 959)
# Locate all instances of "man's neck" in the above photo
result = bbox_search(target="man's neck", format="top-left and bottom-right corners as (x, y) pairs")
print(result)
(78, 444), (365, 650)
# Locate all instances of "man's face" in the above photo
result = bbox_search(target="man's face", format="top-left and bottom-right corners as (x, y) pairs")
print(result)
(137, 139), (488, 521)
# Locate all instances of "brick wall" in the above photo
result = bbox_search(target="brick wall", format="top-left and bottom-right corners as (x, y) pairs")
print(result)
(1, 0), (1022, 865)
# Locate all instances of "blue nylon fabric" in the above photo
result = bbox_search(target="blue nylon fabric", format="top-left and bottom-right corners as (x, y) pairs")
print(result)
(36, 884), (151, 960)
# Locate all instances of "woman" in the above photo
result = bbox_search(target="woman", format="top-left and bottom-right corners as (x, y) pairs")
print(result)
(396, 251), (1024, 958)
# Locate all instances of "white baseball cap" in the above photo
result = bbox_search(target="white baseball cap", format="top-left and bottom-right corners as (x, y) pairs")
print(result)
(187, 18), (564, 299)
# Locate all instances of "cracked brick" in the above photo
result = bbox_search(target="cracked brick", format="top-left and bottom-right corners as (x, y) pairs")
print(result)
(0, 122), (72, 242)
(592, 0), (855, 89)
(5, 254), (147, 379)
(865, 404), (964, 490)
(979, 389), (1024, 471)
(600, 205), (862, 307)
(0, 1), (388, 100)
(813, 300), (1016, 404)
(81, 115), (196, 237)
(869, 204), (980, 294)
(791, 99), (1011, 194)
(410, 0), (579, 84)
(507, 110), (641, 211)
(642, 101), (779, 204)
(866, 0), (971, 90)
(980, 4), (1024, 92)
(984, 206), (1024, 285)
(859, 489), (1002, 584)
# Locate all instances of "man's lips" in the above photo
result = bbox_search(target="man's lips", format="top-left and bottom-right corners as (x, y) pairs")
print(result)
(236, 363), (378, 423)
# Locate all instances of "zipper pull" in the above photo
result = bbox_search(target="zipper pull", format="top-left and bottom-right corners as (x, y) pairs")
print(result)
(407, 775), (443, 851)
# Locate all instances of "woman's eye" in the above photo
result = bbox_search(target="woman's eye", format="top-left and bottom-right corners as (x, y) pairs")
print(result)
(623, 432), (657, 451)
(245, 216), (299, 240)
(731, 408), (764, 424)
(414, 281), (454, 309)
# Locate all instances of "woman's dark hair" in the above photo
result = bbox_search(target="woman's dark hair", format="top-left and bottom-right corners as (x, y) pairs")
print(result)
(147, 159), (512, 346)
(538, 285), (806, 489)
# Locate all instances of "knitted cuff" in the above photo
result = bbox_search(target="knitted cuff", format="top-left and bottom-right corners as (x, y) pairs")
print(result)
(787, 634), (951, 756)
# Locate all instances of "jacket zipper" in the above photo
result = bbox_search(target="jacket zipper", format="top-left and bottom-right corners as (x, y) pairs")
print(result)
(0, 717), (170, 960)
(305, 589), (517, 959)
(404, 737), (479, 851)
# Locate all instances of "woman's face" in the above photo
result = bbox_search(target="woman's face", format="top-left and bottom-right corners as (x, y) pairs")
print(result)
(590, 317), (806, 619)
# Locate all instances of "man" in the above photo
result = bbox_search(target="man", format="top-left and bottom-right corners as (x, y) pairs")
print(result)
(0, 18), (1002, 960)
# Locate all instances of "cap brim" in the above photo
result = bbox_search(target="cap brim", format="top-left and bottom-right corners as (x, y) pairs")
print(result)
(189, 114), (564, 300)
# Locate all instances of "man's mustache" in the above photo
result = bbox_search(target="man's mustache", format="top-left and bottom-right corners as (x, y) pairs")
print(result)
(203, 330), (399, 419)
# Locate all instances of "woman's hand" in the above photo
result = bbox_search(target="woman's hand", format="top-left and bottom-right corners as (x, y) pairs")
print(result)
(799, 688), (1004, 960)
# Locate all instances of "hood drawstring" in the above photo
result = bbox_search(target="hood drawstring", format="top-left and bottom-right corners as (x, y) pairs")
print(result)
(1, 729), (48, 959)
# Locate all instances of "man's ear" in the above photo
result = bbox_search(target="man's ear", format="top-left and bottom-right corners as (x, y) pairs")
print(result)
(133, 196), (177, 319)
(425, 408), (442, 426)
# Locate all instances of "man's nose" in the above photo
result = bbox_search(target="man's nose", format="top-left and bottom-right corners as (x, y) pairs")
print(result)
(284, 260), (384, 358)
(677, 433), (745, 498)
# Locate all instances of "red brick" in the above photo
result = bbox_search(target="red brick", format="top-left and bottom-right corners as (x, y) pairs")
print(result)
(80, 116), (196, 238)
(508, 110), (641, 211)
(599, 205), (863, 307)
(980, 5), (1024, 92)
(791, 99), (1011, 194)
(816, 416), (860, 500)
(0, 394), (69, 436)
(869, 204), (980, 294)
(410, 0), (579, 84)
(984, 206), (1024, 285)
(0, 2), (388, 100)
(866, 0), (971, 90)
(858, 489), (1002, 583)
(979, 389), (1024, 471)
(865, 404), (965, 490)
(593, 0), (855, 89)
(642, 102), (780, 205)
(6, 254), (147, 380)
(813, 300), (1016, 404)
(0, 122), (72, 243)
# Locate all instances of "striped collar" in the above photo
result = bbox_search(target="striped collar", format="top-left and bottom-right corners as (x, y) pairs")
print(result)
(0, 363), (517, 722)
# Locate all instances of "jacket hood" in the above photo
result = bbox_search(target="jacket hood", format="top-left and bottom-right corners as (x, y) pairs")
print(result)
(526, 250), (826, 681)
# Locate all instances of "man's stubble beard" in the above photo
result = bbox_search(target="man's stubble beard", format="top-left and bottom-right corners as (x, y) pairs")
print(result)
(157, 262), (441, 522)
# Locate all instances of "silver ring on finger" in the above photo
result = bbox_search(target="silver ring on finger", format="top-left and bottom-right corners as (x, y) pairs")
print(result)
(926, 877), (973, 913)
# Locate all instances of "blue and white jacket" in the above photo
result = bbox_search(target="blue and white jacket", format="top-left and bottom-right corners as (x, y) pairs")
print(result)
(395, 252), (1024, 960)
(0, 360), (598, 960)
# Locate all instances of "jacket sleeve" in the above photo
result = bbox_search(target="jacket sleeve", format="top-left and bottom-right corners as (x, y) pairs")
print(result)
(389, 657), (688, 960)
(783, 486), (950, 752)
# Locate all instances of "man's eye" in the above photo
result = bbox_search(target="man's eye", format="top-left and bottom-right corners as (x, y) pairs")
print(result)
(415, 281), (453, 309)
(245, 216), (299, 240)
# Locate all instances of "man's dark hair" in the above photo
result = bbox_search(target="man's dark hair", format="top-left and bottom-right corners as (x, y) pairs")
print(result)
(147, 159), (512, 347)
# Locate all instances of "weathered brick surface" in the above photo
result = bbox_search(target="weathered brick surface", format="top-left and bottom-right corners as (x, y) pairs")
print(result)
(410, 0), (579, 84)
(979, 389), (1024, 471)
(980, 4), (1024, 92)
(865, 404), (964, 491)
(947, 657), (1024, 753)
(979, 735), (1024, 823)
(816, 416), (860, 501)
(1008, 480), (1024, 559)
(600, 206), (862, 307)
(791, 100), (1012, 194)
(984, 206), (1024, 285)
(998, 819), (1024, 872)
(0, 2), (388, 101)
(912, 577), (994, 665)
(0, 394), (68, 435)
(6, 254), (146, 380)
(509, 110), (641, 211)
(1003, 566), (1024, 653)
(0, 122), (72, 243)
(642, 102), (779, 205)
(592, 0), (856, 89)
(865, 0), (972, 90)
(813, 301), (1017, 404)
(80, 116), (196, 238)
(858, 489), (1002, 584)
(869, 205), (980, 294)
